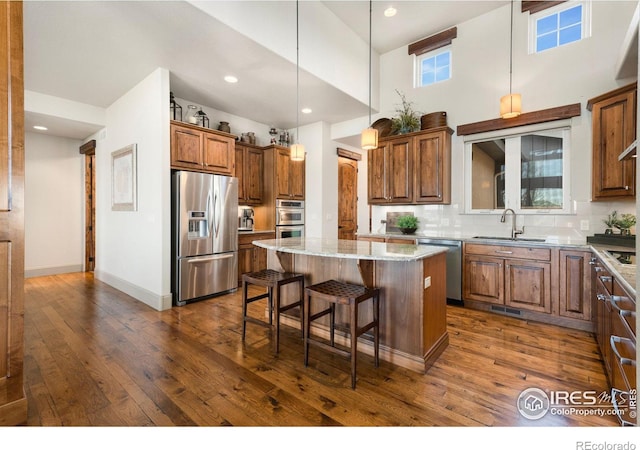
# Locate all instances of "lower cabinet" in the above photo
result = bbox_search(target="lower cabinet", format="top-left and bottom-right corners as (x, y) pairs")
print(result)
(463, 243), (552, 314)
(592, 256), (637, 426)
(238, 232), (274, 286)
(559, 250), (592, 321)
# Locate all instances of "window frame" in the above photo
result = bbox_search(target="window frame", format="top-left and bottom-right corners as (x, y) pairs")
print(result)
(463, 120), (573, 215)
(528, 1), (591, 54)
(414, 45), (452, 88)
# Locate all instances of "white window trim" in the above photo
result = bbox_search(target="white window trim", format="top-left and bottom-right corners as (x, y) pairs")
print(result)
(528, 0), (592, 54)
(463, 120), (573, 215)
(413, 45), (452, 88)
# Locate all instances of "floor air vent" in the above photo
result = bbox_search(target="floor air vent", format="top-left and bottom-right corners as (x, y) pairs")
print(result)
(490, 305), (522, 316)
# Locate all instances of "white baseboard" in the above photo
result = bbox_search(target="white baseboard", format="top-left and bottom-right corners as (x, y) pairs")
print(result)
(94, 269), (173, 311)
(25, 264), (83, 278)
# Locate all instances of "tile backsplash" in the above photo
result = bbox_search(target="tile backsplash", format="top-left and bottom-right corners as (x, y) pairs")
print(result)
(370, 200), (637, 241)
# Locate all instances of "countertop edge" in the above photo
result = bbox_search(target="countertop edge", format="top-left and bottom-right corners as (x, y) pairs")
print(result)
(252, 238), (448, 262)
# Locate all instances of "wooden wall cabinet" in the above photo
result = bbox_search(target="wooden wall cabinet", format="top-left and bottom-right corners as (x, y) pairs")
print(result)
(588, 83), (637, 200)
(235, 143), (263, 205)
(275, 146), (305, 200)
(414, 128), (452, 204)
(238, 231), (274, 286)
(170, 120), (235, 175)
(367, 127), (452, 205)
(463, 243), (552, 314)
(368, 135), (413, 204)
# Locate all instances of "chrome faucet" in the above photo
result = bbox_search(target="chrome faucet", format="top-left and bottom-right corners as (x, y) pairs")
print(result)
(500, 208), (524, 239)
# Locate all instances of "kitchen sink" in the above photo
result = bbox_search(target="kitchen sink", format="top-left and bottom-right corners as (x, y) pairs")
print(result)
(473, 236), (546, 243)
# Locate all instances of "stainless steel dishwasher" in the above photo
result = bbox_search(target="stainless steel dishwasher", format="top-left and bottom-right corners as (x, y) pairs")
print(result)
(417, 238), (462, 304)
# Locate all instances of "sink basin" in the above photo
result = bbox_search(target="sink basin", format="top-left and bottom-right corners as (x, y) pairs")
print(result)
(473, 236), (546, 243)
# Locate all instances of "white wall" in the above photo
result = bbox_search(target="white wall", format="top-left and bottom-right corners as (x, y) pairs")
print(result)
(94, 67), (172, 311)
(359, 1), (638, 240)
(24, 132), (84, 277)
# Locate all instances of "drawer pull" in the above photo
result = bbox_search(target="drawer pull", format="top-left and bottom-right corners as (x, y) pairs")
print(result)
(594, 267), (603, 272)
(610, 335), (636, 367)
(599, 275), (613, 283)
(596, 293), (607, 302)
(495, 250), (513, 254)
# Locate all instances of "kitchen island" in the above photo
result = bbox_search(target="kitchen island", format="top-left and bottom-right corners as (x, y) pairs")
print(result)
(252, 237), (449, 373)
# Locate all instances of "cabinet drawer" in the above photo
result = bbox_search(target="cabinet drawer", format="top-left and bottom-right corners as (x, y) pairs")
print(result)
(464, 243), (551, 261)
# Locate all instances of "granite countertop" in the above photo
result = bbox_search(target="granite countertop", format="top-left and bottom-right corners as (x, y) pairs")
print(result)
(357, 231), (591, 248)
(590, 244), (636, 297)
(252, 237), (448, 262)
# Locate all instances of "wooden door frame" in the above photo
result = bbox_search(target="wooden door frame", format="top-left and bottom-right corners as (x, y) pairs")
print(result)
(80, 139), (96, 272)
(337, 148), (361, 240)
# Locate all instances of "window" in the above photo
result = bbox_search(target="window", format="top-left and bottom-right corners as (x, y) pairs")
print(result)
(415, 47), (451, 87)
(530, 2), (590, 53)
(464, 123), (572, 214)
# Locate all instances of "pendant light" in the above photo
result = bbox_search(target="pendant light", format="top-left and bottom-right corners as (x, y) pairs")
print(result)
(500, 0), (521, 119)
(361, 0), (378, 150)
(290, 0), (305, 161)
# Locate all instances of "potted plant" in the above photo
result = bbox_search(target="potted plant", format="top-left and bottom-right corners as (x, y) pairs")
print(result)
(390, 90), (421, 135)
(396, 215), (419, 234)
(603, 211), (618, 235)
(614, 213), (636, 236)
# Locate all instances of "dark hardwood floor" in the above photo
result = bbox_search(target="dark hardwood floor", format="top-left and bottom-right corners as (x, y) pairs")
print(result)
(23, 272), (617, 427)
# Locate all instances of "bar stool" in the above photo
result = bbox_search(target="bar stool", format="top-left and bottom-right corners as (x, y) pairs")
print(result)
(303, 279), (380, 389)
(242, 269), (305, 353)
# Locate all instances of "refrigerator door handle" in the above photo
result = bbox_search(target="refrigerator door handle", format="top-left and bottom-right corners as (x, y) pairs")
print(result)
(206, 190), (213, 237)
(213, 191), (220, 238)
(186, 253), (234, 264)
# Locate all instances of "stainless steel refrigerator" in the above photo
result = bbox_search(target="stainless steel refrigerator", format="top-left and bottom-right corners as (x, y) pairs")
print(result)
(172, 171), (238, 306)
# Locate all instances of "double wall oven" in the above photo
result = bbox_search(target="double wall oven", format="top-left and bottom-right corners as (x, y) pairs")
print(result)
(275, 199), (304, 238)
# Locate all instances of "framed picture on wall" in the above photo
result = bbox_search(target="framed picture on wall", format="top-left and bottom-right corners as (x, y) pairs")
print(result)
(111, 144), (137, 211)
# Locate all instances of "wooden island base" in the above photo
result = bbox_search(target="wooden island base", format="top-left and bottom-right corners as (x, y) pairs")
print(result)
(266, 247), (448, 374)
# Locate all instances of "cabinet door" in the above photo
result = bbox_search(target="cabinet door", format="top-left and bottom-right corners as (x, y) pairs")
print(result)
(289, 158), (305, 200)
(237, 247), (253, 286)
(235, 146), (245, 202)
(203, 133), (234, 175)
(592, 89), (636, 199)
(0, 1), (26, 425)
(414, 130), (450, 204)
(387, 137), (413, 203)
(463, 255), (504, 304)
(367, 145), (387, 204)
(504, 259), (551, 313)
(171, 124), (203, 169)
(245, 148), (264, 204)
(559, 250), (592, 321)
(252, 245), (268, 273)
(275, 148), (291, 199)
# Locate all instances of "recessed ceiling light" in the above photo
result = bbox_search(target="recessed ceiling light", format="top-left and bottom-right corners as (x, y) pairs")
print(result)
(224, 75), (238, 83)
(33, 125), (48, 131)
(384, 6), (397, 17)
(301, 108), (312, 114)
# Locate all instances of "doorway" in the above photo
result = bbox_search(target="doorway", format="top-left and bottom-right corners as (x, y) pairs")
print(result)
(337, 149), (361, 240)
(80, 140), (96, 271)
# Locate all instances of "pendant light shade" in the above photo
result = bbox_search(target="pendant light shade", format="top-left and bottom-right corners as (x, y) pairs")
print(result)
(361, 0), (378, 150)
(500, 93), (521, 119)
(361, 127), (379, 150)
(291, 0), (305, 161)
(290, 143), (305, 161)
(500, 0), (521, 119)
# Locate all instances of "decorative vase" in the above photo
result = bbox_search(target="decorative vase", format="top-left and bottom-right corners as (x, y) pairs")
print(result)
(218, 121), (231, 133)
